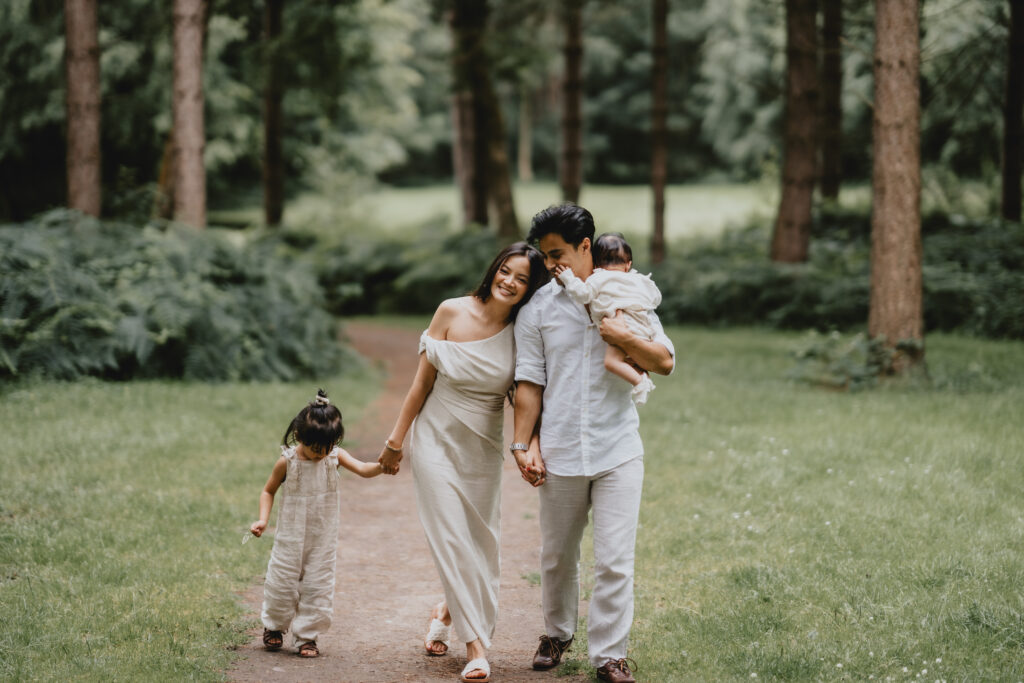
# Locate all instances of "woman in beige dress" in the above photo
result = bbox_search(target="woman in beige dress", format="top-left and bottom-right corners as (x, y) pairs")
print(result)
(379, 242), (548, 683)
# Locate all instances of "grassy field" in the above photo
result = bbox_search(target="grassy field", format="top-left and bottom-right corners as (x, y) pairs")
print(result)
(1, 327), (1021, 681)
(559, 329), (1024, 681)
(209, 177), (995, 249)
(0, 371), (379, 681)
(211, 181), (786, 244)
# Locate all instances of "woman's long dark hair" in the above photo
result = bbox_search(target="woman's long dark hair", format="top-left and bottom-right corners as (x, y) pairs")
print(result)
(283, 388), (344, 454)
(472, 242), (550, 322)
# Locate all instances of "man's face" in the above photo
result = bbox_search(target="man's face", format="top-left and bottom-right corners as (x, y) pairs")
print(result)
(538, 233), (592, 280)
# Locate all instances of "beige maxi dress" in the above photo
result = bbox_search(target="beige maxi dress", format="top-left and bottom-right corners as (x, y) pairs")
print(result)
(410, 325), (514, 648)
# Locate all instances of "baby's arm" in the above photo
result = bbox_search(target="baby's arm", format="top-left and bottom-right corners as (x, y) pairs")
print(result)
(336, 447), (384, 478)
(554, 264), (592, 305)
(251, 456), (288, 536)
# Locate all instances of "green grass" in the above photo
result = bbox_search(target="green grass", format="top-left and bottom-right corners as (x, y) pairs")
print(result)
(2, 327), (1021, 681)
(210, 181), (787, 245)
(210, 177), (996, 250)
(0, 373), (378, 681)
(623, 329), (1024, 681)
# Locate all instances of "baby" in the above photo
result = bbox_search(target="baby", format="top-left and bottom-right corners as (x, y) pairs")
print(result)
(555, 233), (663, 405)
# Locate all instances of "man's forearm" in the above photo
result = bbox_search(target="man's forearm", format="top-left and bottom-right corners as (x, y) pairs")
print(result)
(513, 381), (543, 444)
(619, 335), (674, 375)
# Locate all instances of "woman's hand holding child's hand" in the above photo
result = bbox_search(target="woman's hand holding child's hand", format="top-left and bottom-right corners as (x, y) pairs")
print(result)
(378, 442), (403, 475)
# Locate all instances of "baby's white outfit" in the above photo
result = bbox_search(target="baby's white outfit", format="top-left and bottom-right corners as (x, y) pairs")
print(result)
(260, 445), (340, 646)
(558, 267), (663, 404)
(558, 267), (663, 335)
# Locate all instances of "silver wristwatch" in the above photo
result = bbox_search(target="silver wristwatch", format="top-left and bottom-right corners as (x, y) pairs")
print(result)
(509, 442), (529, 454)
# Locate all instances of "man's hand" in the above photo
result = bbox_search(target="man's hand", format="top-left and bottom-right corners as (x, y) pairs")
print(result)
(599, 310), (633, 346)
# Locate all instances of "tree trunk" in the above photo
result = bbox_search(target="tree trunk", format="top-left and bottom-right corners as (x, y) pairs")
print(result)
(517, 87), (534, 182)
(869, 0), (925, 374)
(483, 79), (520, 240)
(172, 0), (207, 228)
(1002, 0), (1024, 222)
(650, 0), (668, 265)
(263, 0), (285, 227)
(820, 0), (843, 201)
(770, 0), (819, 263)
(450, 0), (489, 227)
(560, 0), (583, 204)
(451, 92), (478, 225)
(65, 0), (101, 217)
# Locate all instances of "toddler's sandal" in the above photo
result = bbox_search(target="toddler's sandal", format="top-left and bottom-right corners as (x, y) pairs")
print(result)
(262, 628), (283, 651)
(297, 640), (319, 658)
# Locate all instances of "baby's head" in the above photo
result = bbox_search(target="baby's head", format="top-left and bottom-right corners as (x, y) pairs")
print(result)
(283, 388), (344, 455)
(592, 233), (633, 272)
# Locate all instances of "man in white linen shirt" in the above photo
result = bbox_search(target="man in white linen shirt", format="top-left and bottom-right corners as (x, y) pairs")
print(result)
(510, 203), (675, 683)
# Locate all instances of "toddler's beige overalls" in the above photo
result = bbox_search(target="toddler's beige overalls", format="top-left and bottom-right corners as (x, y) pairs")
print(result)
(260, 446), (340, 646)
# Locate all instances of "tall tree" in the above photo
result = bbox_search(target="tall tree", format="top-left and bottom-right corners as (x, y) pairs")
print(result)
(1002, 0), (1024, 222)
(263, 0), (284, 227)
(517, 87), (534, 181)
(650, 0), (668, 264)
(770, 0), (819, 262)
(559, 0), (583, 204)
(820, 0), (843, 201)
(482, 75), (520, 239)
(450, 0), (489, 227)
(64, 0), (101, 216)
(172, 0), (207, 228)
(869, 0), (924, 374)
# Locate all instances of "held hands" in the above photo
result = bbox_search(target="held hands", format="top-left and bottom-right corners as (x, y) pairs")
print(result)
(250, 520), (267, 537)
(513, 445), (546, 488)
(378, 439), (403, 475)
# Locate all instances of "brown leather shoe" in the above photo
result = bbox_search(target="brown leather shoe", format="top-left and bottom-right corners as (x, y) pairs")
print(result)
(596, 658), (637, 683)
(531, 634), (574, 670)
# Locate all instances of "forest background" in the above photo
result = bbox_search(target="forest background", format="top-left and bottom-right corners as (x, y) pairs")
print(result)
(2, 1), (1024, 680)
(3, 0), (1022, 384)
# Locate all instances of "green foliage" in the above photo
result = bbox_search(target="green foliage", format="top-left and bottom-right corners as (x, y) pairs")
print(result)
(0, 210), (347, 381)
(318, 221), (502, 315)
(653, 210), (1024, 340)
(788, 331), (926, 390)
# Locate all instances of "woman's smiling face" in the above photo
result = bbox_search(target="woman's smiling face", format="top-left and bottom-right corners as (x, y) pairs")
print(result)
(490, 254), (532, 306)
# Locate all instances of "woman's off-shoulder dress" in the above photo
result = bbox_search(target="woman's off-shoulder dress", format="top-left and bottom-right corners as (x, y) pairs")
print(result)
(410, 325), (514, 648)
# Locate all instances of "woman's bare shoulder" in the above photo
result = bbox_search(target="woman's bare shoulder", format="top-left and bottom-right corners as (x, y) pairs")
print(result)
(428, 297), (471, 338)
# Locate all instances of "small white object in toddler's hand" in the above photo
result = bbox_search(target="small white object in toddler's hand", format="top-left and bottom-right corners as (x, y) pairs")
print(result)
(241, 530), (257, 545)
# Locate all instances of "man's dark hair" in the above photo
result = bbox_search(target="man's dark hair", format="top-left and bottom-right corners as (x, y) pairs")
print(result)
(527, 203), (596, 247)
(592, 232), (633, 267)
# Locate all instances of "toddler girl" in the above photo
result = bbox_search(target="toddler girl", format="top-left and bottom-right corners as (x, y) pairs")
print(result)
(249, 389), (382, 658)
(555, 233), (663, 405)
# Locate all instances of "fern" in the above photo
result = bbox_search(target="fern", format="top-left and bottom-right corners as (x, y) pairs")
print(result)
(0, 210), (346, 382)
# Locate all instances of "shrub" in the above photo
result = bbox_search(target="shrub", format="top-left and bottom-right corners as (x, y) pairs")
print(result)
(788, 331), (925, 391)
(0, 210), (348, 381)
(653, 213), (1024, 339)
(318, 222), (502, 315)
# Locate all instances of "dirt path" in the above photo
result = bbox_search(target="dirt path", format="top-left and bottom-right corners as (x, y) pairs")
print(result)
(228, 321), (588, 683)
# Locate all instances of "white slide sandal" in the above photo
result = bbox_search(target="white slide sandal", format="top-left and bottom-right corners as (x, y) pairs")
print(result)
(460, 657), (491, 682)
(424, 617), (451, 656)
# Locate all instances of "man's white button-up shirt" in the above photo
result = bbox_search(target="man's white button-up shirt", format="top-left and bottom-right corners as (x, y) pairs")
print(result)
(514, 280), (675, 477)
